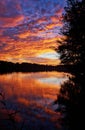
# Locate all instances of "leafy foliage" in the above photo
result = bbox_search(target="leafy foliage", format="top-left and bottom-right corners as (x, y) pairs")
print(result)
(57, 0), (85, 66)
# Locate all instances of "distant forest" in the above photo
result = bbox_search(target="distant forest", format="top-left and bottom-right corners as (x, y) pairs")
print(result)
(0, 60), (74, 74)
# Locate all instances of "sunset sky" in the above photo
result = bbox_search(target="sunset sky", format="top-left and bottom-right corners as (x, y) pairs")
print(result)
(0, 0), (65, 65)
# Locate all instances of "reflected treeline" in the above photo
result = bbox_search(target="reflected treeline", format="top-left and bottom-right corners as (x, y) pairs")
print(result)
(56, 72), (84, 130)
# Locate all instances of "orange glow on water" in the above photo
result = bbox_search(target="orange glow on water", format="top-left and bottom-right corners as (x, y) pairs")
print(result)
(0, 71), (68, 129)
(0, 72), (67, 104)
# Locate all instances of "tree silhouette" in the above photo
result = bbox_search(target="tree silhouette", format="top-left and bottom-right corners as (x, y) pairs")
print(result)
(57, 0), (85, 67)
(55, 0), (85, 129)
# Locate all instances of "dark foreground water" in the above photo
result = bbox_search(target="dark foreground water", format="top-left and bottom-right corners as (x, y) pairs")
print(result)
(0, 71), (68, 130)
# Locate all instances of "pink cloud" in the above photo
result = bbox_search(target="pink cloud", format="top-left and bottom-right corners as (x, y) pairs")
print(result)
(0, 15), (24, 27)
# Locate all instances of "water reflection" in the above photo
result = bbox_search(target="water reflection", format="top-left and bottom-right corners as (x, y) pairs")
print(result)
(0, 71), (68, 130)
(56, 72), (84, 130)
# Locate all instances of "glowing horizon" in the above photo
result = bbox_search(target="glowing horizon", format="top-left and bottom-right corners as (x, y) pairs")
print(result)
(0, 0), (65, 65)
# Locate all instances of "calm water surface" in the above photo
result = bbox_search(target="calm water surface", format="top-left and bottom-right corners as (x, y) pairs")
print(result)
(0, 71), (68, 130)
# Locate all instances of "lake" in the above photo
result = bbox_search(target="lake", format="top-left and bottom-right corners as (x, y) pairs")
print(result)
(0, 71), (68, 130)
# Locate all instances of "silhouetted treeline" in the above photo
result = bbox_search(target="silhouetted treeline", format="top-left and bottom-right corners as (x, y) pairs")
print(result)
(0, 60), (74, 74)
(0, 60), (55, 73)
(0, 60), (84, 74)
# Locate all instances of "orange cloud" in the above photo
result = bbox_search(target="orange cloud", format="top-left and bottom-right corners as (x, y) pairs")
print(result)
(0, 0), (24, 28)
(0, 0), (64, 65)
(36, 17), (47, 24)
(50, 16), (58, 23)
(46, 22), (62, 29)
(55, 8), (63, 16)
(0, 33), (62, 65)
(0, 15), (24, 27)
